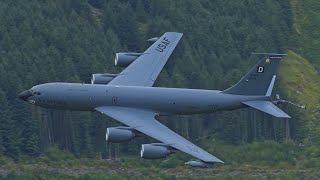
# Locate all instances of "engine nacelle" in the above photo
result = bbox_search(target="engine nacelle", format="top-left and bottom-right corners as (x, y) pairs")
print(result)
(115, 53), (143, 67)
(147, 37), (159, 42)
(106, 127), (135, 143)
(140, 143), (170, 159)
(185, 160), (211, 168)
(91, 74), (117, 84)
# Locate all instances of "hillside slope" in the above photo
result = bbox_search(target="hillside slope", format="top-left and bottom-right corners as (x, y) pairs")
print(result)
(278, 51), (320, 143)
(289, 0), (320, 67)
(278, 0), (320, 143)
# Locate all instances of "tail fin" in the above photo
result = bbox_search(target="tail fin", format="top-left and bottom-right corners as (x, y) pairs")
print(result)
(223, 53), (287, 96)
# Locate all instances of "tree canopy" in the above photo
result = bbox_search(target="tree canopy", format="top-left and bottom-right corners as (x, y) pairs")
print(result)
(1, 0), (316, 161)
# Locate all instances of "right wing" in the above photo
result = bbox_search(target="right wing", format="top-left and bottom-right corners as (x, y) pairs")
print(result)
(108, 32), (183, 87)
(95, 106), (223, 163)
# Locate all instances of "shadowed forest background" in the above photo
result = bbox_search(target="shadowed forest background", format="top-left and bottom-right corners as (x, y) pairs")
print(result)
(0, 0), (320, 178)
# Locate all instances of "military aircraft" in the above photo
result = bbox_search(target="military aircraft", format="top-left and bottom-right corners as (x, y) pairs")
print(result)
(19, 32), (292, 167)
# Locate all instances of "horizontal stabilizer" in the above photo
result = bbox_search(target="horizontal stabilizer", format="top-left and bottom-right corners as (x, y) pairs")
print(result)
(243, 100), (291, 118)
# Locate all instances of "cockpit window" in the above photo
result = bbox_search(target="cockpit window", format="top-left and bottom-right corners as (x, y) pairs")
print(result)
(30, 89), (41, 96)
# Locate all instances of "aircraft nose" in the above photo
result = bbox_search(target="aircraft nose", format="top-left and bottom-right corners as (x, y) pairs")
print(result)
(18, 90), (33, 101)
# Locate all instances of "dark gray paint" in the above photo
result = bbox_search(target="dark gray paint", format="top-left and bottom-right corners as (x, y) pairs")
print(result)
(223, 54), (285, 96)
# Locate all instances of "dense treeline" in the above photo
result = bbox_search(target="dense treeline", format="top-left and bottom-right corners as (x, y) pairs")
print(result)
(0, 0), (306, 160)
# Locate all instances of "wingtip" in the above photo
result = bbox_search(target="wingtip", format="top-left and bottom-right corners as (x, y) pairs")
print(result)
(215, 159), (224, 163)
(280, 113), (291, 119)
(208, 157), (224, 163)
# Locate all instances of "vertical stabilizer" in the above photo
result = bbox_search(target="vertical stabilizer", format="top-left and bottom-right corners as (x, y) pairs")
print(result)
(223, 53), (287, 96)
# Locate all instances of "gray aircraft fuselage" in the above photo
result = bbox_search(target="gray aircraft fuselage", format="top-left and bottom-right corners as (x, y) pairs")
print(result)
(21, 82), (269, 115)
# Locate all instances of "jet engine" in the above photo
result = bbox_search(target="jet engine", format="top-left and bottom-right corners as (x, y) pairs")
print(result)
(91, 74), (117, 85)
(115, 53), (144, 67)
(106, 127), (135, 143)
(185, 160), (211, 168)
(140, 143), (171, 159)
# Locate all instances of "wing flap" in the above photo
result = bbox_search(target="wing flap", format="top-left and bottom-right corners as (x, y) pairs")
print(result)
(95, 106), (223, 163)
(243, 100), (291, 118)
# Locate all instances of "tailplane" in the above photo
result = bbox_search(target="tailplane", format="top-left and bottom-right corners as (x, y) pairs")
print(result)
(223, 53), (287, 96)
(242, 100), (291, 118)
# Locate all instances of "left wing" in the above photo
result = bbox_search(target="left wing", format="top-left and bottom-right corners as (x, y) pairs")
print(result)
(108, 32), (183, 87)
(95, 106), (223, 163)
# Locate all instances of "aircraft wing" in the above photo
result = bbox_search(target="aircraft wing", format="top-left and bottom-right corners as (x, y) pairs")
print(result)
(108, 32), (183, 87)
(95, 106), (223, 163)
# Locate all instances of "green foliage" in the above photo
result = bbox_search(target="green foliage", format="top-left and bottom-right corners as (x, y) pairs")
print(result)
(2, 172), (37, 180)
(0, 1), (320, 178)
(208, 140), (302, 168)
(278, 51), (320, 143)
(0, 0), (295, 161)
(289, 0), (320, 67)
(45, 147), (75, 161)
(78, 173), (128, 180)
(0, 141), (320, 179)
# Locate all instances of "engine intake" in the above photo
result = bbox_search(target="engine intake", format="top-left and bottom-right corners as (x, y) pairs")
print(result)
(91, 74), (117, 84)
(115, 53), (144, 67)
(106, 127), (135, 143)
(140, 143), (171, 159)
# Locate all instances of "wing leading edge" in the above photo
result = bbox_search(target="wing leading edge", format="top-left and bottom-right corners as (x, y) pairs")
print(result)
(95, 106), (223, 163)
(108, 32), (183, 87)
